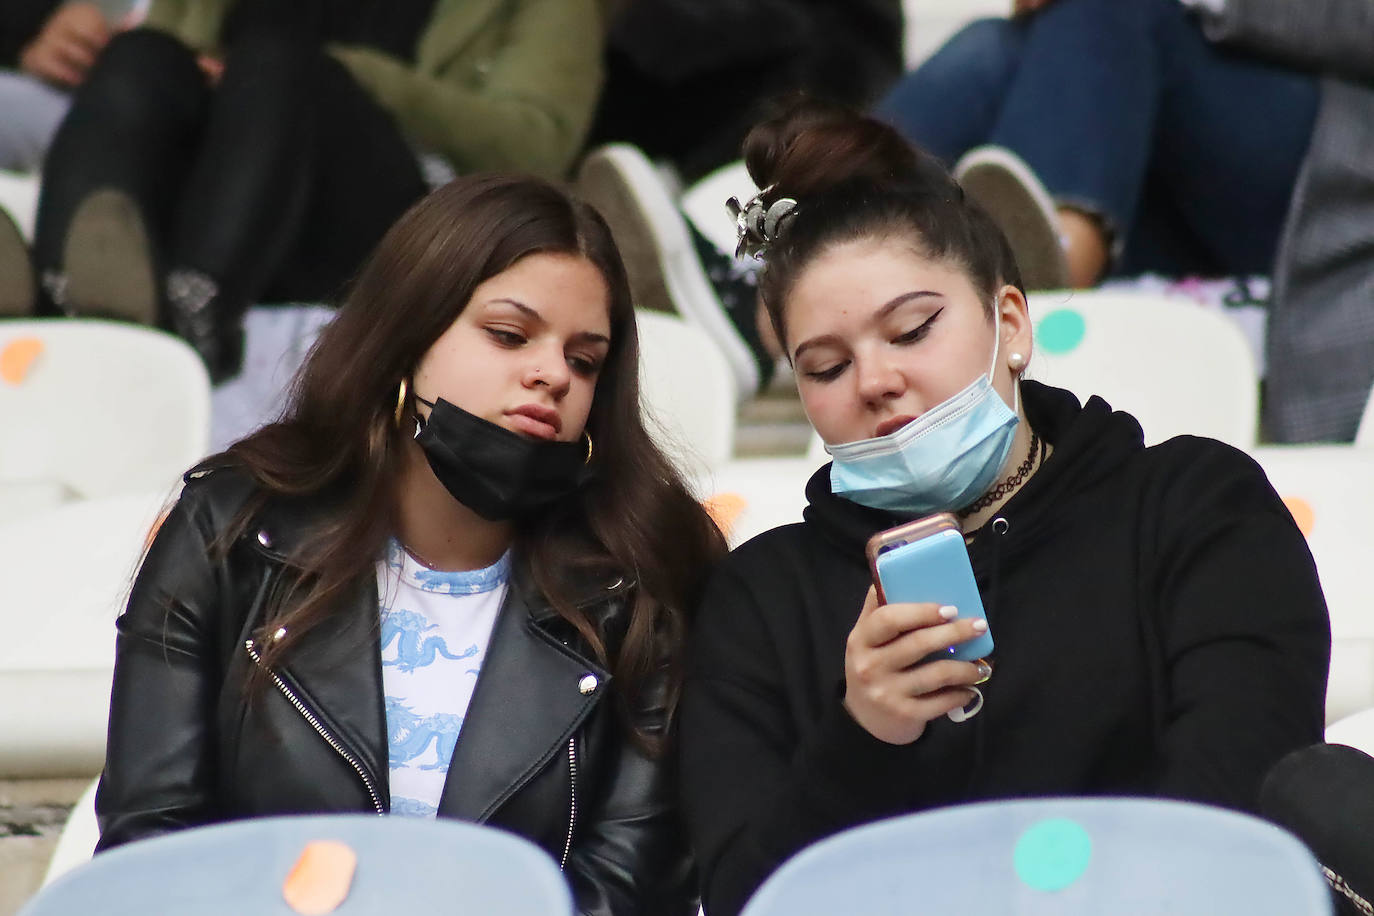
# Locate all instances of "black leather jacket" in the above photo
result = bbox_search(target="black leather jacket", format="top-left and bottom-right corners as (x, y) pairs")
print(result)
(97, 467), (693, 916)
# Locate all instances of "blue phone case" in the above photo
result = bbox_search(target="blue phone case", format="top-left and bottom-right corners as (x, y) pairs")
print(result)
(874, 528), (994, 662)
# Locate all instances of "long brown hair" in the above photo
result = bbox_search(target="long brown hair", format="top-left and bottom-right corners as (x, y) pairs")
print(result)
(215, 174), (725, 749)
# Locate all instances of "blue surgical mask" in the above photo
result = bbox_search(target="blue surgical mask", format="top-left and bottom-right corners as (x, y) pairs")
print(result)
(826, 309), (1020, 515)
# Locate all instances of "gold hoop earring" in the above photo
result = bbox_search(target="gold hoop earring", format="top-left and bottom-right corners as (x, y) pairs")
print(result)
(393, 378), (409, 430)
(583, 431), (594, 465)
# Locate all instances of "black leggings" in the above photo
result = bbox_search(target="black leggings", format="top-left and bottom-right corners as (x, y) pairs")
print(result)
(34, 27), (427, 313)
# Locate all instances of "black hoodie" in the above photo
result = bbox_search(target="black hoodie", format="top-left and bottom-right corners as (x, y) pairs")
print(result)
(679, 382), (1331, 916)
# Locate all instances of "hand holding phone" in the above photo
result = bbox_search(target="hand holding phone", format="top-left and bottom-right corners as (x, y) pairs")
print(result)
(841, 514), (995, 744)
(843, 587), (992, 744)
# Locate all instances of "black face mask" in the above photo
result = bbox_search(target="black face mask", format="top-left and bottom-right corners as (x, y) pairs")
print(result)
(413, 396), (593, 521)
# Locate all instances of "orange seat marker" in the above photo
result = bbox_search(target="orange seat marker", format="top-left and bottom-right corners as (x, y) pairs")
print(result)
(282, 839), (358, 915)
(0, 337), (43, 385)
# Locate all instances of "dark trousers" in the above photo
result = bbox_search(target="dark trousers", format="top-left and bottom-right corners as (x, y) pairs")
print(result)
(875, 0), (1320, 277)
(34, 27), (427, 314)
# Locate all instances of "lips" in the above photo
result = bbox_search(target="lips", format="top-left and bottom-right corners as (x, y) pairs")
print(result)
(505, 404), (562, 440)
(873, 415), (917, 438)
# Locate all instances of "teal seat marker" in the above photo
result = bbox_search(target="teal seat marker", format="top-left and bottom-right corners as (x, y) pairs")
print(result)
(1014, 817), (1093, 892)
(1036, 308), (1087, 354)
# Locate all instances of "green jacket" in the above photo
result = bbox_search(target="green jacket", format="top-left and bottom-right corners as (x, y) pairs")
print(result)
(145, 0), (604, 178)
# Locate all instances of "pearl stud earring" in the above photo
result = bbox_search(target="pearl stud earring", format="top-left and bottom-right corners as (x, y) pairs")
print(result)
(1008, 352), (1027, 373)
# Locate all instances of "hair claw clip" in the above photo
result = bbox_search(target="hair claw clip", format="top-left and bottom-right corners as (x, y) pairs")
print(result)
(727, 185), (800, 260)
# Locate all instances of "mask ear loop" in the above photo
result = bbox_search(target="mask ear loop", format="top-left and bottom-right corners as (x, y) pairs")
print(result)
(412, 391), (437, 439)
(987, 296), (1023, 416)
(986, 301), (1003, 381)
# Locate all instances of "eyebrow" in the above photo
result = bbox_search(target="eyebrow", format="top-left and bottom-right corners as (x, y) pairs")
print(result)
(791, 290), (944, 361)
(486, 297), (611, 346)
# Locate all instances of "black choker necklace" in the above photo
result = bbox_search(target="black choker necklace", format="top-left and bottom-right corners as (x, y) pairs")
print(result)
(957, 430), (1043, 517)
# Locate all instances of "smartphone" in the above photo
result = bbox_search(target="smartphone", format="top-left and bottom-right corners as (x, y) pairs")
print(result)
(865, 513), (994, 662)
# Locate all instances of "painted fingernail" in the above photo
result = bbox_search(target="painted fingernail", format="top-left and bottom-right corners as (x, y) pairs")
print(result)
(939, 605), (959, 620)
(971, 619), (988, 633)
(975, 660), (993, 684)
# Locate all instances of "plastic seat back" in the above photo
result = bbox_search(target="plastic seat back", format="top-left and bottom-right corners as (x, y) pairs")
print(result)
(741, 797), (1331, 916)
(21, 814), (574, 916)
(1026, 291), (1259, 447)
(636, 310), (736, 472)
(0, 319), (210, 499)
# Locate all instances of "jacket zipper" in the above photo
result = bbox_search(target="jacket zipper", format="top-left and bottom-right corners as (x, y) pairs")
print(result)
(560, 736), (578, 869)
(244, 639), (385, 816)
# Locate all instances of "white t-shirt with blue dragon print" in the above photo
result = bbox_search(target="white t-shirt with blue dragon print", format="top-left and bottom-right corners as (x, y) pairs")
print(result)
(376, 540), (509, 818)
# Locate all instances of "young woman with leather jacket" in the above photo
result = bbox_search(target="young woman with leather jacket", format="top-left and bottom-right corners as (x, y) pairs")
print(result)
(96, 173), (726, 916)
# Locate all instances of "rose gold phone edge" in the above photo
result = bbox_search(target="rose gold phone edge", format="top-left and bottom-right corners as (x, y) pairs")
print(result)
(864, 511), (962, 604)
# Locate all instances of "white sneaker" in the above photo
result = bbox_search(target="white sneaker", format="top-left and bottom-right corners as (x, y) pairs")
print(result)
(0, 205), (34, 316)
(955, 145), (1069, 291)
(62, 188), (159, 324)
(577, 144), (760, 401)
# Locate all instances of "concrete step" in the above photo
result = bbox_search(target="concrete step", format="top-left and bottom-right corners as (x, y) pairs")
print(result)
(737, 392), (808, 426)
(734, 420), (814, 458)
(735, 366), (813, 458)
(0, 778), (87, 916)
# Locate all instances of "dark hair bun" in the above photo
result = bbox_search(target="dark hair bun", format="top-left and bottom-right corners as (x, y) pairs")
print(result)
(742, 99), (954, 201)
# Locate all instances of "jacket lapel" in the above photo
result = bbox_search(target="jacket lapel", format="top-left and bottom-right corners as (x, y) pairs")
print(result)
(273, 579), (390, 803)
(245, 490), (616, 820)
(246, 499), (390, 804)
(436, 580), (610, 822)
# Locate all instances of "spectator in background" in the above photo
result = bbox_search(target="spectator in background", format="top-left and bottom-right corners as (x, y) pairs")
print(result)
(0, 0), (129, 173)
(874, 0), (1374, 441)
(876, 0), (1318, 291)
(6, 0), (602, 384)
(576, 1), (903, 400)
(588, 0), (905, 183)
(0, 1), (142, 317)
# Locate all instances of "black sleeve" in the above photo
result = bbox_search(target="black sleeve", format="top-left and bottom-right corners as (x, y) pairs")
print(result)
(604, 0), (807, 79)
(564, 668), (696, 916)
(605, 0), (902, 89)
(0, 0), (61, 68)
(1148, 441), (1330, 811)
(678, 560), (932, 916)
(1198, 0), (1374, 84)
(95, 482), (230, 850)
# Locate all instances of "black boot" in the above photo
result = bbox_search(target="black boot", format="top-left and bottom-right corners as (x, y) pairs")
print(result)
(166, 267), (245, 384)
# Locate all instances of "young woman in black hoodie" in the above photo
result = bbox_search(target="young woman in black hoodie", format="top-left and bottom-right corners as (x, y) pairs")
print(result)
(678, 103), (1331, 916)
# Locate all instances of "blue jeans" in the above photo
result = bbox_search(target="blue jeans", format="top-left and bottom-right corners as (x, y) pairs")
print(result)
(874, 0), (1320, 277)
(0, 71), (70, 172)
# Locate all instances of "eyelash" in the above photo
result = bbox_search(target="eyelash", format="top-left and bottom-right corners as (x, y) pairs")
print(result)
(805, 363), (847, 383)
(486, 327), (603, 377)
(568, 355), (602, 377)
(487, 328), (526, 347)
(802, 308), (944, 383)
(895, 307), (942, 345)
